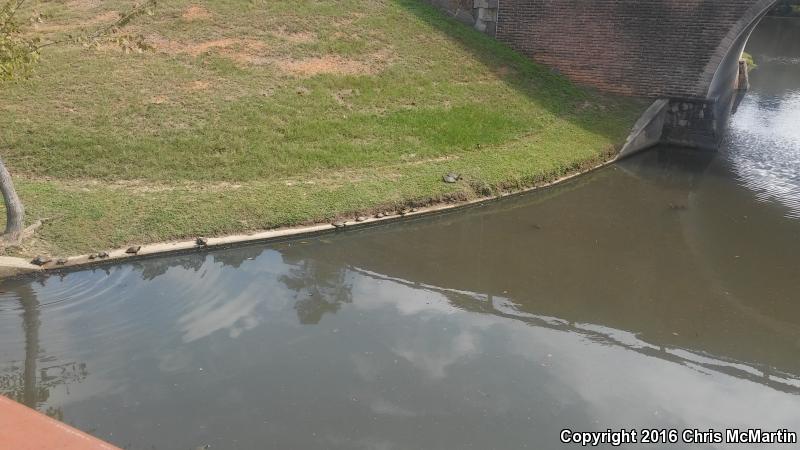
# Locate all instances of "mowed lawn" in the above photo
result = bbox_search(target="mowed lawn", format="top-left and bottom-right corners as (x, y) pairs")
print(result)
(0, 0), (643, 256)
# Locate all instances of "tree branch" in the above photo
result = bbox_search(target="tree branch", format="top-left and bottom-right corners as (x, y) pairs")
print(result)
(0, 0), (28, 32)
(32, 0), (156, 52)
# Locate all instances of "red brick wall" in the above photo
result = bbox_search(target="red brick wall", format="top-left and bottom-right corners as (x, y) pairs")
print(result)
(493, 0), (774, 98)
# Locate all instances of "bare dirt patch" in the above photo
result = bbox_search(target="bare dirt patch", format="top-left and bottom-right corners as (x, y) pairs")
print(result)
(282, 167), (403, 188)
(31, 10), (119, 33)
(65, 0), (102, 10)
(49, 179), (245, 194)
(222, 49), (270, 65)
(145, 34), (392, 72)
(147, 35), (270, 64)
(148, 36), (225, 55)
(187, 80), (211, 91)
(182, 5), (212, 21)
(182, 38), (237, 56)
(276, 50), (392, 77)
(277, 56), (370, 76)
(271, 27), (316, 44)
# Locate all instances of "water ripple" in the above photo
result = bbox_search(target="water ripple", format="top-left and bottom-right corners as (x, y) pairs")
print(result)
(726, 90), (800, 218)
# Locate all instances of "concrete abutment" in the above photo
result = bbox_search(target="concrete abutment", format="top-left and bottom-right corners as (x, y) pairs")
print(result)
(424, 0), (498, 36)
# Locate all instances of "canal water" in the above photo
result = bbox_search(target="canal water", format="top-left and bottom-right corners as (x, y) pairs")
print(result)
(2, 18), (799, 450)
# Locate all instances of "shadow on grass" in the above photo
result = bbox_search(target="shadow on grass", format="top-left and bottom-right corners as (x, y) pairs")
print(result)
(394, 0), (646, 144)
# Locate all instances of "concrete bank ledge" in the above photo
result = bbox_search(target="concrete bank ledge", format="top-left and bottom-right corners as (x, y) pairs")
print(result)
(0, 395), (119, 449)
(0, 158), (623, 279)
(5, 210), (474, 276)
(0, 256), (43, 278)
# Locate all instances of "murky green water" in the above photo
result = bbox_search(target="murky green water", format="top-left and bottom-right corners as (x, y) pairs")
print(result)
(2, 18), (800, 450)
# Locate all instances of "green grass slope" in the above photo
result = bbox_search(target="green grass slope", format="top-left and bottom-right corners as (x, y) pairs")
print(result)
(0, 0), (643, 256)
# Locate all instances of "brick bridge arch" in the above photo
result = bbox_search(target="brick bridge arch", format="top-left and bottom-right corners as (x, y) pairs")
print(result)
(428, 0), (782, 149)
(703, 0), (777, 99)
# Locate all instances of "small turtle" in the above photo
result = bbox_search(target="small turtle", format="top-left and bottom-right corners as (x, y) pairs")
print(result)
(31, 255), (52, 266)
(88, 253), (98, 260)
(442, 173), (461, 184)
(355, 216), (367, 222)
(98, 251), (109, 258)
(196, 237), (209, 246)
(55, 258), (68, 266)
(125, 246), (141, 254)
(332, 221), (346, 229)
(375, 212), (385, 219)
(399, 208), (410, 216)
(410, 208), (418, 213)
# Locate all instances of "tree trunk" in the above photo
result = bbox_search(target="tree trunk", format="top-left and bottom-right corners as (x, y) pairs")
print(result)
(0, 156), (24, 242)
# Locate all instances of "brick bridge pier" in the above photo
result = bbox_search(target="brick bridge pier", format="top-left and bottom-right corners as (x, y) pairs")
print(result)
(425, 0), (781, 153)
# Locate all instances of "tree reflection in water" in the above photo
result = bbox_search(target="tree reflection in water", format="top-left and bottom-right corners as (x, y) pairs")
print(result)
(280, 248), (353, 325)
(0, 283), (88, 419)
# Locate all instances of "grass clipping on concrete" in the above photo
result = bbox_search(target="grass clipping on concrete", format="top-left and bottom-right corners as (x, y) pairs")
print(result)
(0, 0), (644, 257)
